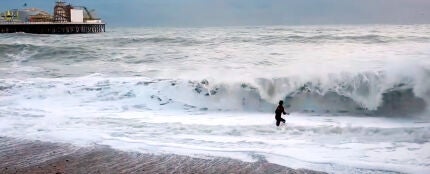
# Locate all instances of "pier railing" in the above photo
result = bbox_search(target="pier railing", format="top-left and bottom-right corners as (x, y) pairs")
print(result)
(0, 22), (105, 34)
(0, 21), (104, 25)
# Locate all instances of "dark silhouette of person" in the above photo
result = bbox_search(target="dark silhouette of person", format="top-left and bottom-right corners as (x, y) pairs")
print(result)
(275, 100), (289, 126)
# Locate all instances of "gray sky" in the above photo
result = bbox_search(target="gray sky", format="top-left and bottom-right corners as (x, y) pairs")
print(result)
(2, 0), (430, 26)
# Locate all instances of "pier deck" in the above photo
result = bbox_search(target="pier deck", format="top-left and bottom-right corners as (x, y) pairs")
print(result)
(0, 22), (105, 34)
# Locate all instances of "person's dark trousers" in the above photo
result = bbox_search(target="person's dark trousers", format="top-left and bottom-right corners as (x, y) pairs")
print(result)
(275, 116), (285, 126)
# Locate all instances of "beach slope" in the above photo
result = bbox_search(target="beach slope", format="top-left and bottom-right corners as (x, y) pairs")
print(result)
(0, 137), (325, 174)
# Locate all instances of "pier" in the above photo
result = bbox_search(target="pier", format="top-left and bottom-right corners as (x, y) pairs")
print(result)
(0, 1), (105, 34)
(0, 22), (105, 34)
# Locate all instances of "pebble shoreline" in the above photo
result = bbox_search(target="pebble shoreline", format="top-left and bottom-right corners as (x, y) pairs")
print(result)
(0, 137), (326, 174)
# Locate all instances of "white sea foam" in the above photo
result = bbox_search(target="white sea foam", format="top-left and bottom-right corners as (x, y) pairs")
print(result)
(1, 25), (430, 173)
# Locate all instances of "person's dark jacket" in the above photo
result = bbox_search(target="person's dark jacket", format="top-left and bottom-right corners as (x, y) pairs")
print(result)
(275, 105), (286, 117)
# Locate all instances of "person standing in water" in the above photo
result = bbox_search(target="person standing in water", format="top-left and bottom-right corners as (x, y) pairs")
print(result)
(275, 100), (289, 126)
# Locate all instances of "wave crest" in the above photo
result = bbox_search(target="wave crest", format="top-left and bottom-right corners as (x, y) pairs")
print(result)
(1, 68), (428, 117)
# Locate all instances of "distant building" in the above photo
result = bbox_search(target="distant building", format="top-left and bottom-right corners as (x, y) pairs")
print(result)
(70, 9), (84, 23)
(0, 10), (19, 22)
(54, 0), (72, 23)
(0, 8), (52, 22)
(21, 8), (53, 22)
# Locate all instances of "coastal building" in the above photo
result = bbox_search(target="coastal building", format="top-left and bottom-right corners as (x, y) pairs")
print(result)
(0, 0), (105, 34)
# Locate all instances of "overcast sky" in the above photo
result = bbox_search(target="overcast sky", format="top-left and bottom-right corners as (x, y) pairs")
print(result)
(2, 0), (430, 26)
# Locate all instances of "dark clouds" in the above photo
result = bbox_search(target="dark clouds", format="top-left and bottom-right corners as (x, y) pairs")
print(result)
(2, 0), (430, 26)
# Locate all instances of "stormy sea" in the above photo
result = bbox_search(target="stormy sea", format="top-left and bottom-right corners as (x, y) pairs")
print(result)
(0, 25), (429, 173)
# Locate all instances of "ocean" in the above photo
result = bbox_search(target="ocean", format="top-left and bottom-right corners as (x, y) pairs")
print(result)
(0, 25), (429, 173)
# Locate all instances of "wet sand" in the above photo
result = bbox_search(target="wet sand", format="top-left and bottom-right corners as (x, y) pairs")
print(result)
(0, 137), (325, 174)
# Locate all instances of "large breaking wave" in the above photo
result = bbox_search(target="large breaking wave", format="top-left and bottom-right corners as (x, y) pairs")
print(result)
(1, 67), (429, 117)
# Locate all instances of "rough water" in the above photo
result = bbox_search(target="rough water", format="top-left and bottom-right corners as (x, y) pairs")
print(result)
(0, 25), (429, 173)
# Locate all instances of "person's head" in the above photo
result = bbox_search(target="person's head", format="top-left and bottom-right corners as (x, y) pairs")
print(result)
(279, 100), (283, 105)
